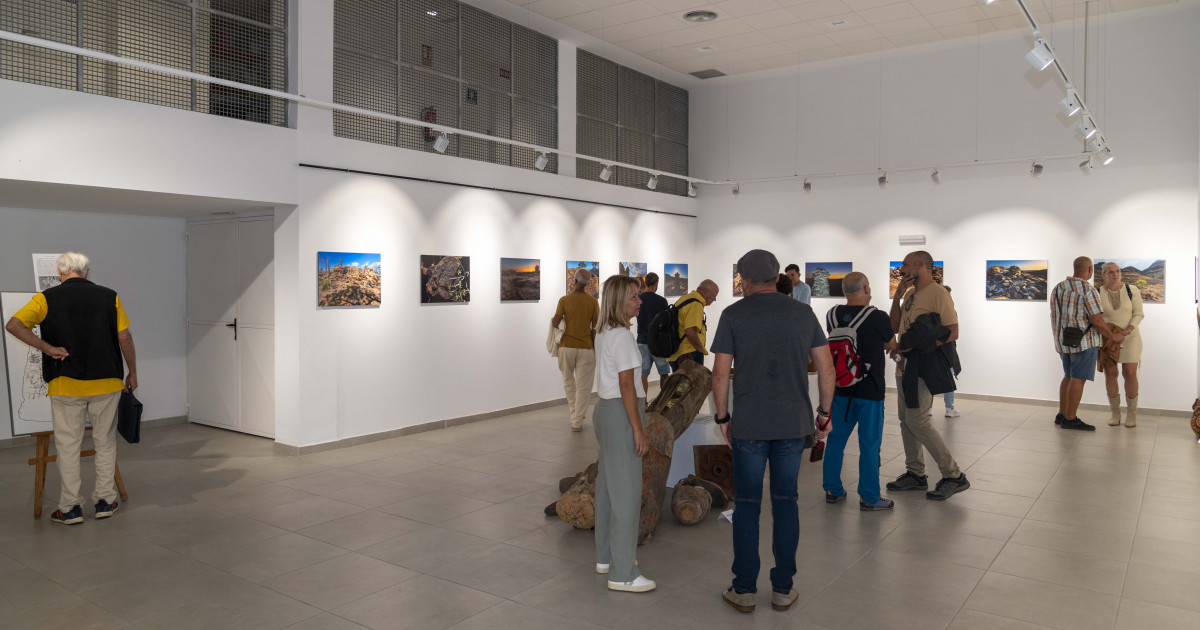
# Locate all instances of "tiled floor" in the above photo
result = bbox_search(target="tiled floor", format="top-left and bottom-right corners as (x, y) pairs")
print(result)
(1, 396), (1198, 630)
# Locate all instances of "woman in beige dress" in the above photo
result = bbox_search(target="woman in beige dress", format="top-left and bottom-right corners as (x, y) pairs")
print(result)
(1099, 262), (1144, 427)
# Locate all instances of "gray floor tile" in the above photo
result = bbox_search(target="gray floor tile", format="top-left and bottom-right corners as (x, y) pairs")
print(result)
(440, 500), (560, 542)
(1136, 512), (1200, 544)
(988, 542), (1128, 595)
(263, 552), (417, 610)
(201, 532), (348, 583)
(333, 574), (503, 630)
(427, 543), (579, 598)
(284, 613), (371, 630)
(359, 526), (500, 573)
(1008, 517), (1134, 562)
(948, 609), (1058, 629)
(378, 491), (494, 524)
(963, 572), (1119, 630)
(1024, 498), (1141, 535)
(1115, 598), (1200, 630)
(1128, 535), (1200, 576)
(445, 599), (602, 630)
(296, 509), (427, 551)
(1121, 561), (1200, 613)
(877, 523), (1005, 569)
(249, 495), (368, 531)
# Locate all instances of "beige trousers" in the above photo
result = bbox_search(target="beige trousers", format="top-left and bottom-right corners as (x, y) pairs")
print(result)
(896, 371), (961, 479)
(557, 347), (596, 429)
(51, 391), (121, 511)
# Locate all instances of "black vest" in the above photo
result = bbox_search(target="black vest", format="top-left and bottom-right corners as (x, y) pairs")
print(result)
(39, 278), (125, 384)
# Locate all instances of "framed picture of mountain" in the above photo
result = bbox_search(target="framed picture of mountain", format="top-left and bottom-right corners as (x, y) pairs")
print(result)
(805, 262), (852, 298)
(732, 264), (743, 297)
(1093, 259), (1165, 303)
(985, 260), (1048, 300)
(889, 260), (944, 298)
(420, 255), (470, 303)
(664, 264), (688, 297)
(317, 252), (382, 307)
(500, 258), (540, 302)
(566, 261), (600, 298)
(619, 262), (648, 281)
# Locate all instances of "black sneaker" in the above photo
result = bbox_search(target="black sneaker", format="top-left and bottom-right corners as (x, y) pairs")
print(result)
(1060, 417), (1096, 431)
(51, 505), (84, 525)
(1055, 412), (1066, 425)
(926, 474), (970, 500)
(94, 499), (119, 519)
(825, 491), (847, 504)
(886, 471), (929, 491)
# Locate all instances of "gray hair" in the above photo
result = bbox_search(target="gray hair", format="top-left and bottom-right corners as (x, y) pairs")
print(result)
(1102, 262), (1120, 273)
(573, 268), (591, 287)
(842, 271), (867, 295)
(56, 252), (90, 276)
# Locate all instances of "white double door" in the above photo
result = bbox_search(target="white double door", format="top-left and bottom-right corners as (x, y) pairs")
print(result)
(186, 217), (275, 437)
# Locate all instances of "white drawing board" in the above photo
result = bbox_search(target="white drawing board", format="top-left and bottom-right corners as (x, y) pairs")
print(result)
(3, 292), (53, 436)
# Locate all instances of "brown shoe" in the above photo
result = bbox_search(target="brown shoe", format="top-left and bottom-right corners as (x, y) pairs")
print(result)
(771, 589), (799, 611)
(723, 587), (755, 612)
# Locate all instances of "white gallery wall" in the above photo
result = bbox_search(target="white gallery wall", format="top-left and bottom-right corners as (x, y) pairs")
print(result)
(0, 207), (188, 440)
(689, 3), (1200, 413)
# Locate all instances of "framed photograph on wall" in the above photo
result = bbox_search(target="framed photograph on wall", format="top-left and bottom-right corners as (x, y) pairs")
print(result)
(619, 262), (648, 282)
(1092, 259), (1165, 303)
(805, 262), (852, 297)
(421, 255), (470, 303)
(566, 261), (599, 298)
(889, 260), (944, 298)
(732, 264), (743, 297)
(664, 264), (688, 297)
(317, 252), (382, 307)
(985, 260), (1048, 300)
(500, 258), (540, 302)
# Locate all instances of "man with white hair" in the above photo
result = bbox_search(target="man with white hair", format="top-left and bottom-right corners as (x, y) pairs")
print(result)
(552, 268), (599, 431)
(5, 252), (138, 524)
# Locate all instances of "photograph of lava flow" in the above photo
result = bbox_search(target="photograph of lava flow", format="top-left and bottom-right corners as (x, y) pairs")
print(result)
(421, 255), (470, 303)
(317, 252), (381, 307)
(985, 260), (1048, 301)
(500, 258), (540, 301)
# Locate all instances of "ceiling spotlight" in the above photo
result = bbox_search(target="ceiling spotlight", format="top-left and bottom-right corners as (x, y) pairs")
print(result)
(426, 10), (438, 17)
(984, 0), (998, 3)
(1058, 86), (1081, 117)
(1086, 133), (1105, 153)
(1025, 35), (1054, 71)
(687, 183), (698, 197)
(599, 164), (612, 182)
(1099, 146), (1115, 166)
(732, 183), (740, 198)
(930, 169), (941, 185)
(647, 174), (659, 190)
(802, 178), (811, 193)
(1031, 162), (1044, 178)
(535, 152), (548, 171)
(433, 132), (449, 154)
(1075, 116), (1097, 140)
(683, 10), (718, 23)
(1079, 156), (1096, 175)
(878, 173), (888, 188)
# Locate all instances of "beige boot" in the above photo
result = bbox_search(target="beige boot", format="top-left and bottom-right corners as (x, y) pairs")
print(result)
(1125, 396), (1138, 428)
(1107, 396), (1121, 426)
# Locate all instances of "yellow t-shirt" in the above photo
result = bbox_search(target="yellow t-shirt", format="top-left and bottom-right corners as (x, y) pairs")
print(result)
(668, 290), (708, 361)
(555, 291), (599, 349)
(13, 293), (131, 397)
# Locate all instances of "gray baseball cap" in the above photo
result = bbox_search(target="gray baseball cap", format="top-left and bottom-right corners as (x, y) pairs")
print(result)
(737, 249), (780, 282)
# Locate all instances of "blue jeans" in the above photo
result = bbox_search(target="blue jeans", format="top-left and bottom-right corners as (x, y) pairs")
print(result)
(730, 437), (805, 594)
(822, 396), (885, 504)
(1060, 346), (1099, 381)
(638, 343), (669, 376)
(944, 391), (955, 409)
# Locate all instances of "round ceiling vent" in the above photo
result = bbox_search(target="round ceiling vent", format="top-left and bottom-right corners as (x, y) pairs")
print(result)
(683, 10), (718, 23)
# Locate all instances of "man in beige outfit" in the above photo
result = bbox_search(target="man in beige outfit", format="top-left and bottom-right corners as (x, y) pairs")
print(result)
(552, 269), (599, 431)
(5, 253), (137, 524)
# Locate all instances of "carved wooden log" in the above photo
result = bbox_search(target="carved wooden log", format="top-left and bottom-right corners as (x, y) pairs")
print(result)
(678, 474), (729, 510)
(550, 361), (713, 545)
(671, 483), (712, 525)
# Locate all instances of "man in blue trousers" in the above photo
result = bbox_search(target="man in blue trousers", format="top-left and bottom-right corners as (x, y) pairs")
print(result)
(822, 272), (898, 511)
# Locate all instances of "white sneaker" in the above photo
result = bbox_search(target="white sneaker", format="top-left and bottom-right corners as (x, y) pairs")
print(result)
(945, 409), (960, 418)
(608, 575), (656, 592)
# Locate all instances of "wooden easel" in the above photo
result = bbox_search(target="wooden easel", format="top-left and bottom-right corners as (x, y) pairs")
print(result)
(29, 427), (127, 518)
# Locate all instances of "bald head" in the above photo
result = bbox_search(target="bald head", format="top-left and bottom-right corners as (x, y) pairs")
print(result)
(1073, 256), (1093, 278)
(697, 279), (719, 305)
(843, 272), (867, 296)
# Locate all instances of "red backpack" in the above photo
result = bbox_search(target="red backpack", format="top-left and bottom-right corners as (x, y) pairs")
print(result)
(825, 305), (876, 388)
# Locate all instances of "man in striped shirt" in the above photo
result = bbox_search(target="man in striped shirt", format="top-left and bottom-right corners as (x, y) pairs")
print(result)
(1050, 257), (1125, 430)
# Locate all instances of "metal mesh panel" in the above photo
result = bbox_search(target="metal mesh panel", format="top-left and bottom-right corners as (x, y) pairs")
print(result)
(460, 84), (510, 165)
(655, 138), (688, 196)
(618, 66), (654, 134)
(400, 0), (458, 80)
(461, 5), (510, 95)
(512, 24), (554, 106)
(398, 66), (459, 155)
(333, 48), (398, 146)
(1, 0), (288, 125)
(656, 81), (687, 143)
(513, 97), (556, 173)
(577, 49), (616, 123)
(577, 116), (616, 183)
(617, 128), (653, 189)
(335, 0), (398, 59)
(0, 0), (78, 90)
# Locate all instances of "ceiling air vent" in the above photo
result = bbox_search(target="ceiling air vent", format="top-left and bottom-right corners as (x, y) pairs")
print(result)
(683, 10), (718, 23)
(690, 69), (726, 79)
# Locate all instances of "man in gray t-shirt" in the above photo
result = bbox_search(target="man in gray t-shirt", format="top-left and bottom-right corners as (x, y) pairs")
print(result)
(711, 249), (834, 614)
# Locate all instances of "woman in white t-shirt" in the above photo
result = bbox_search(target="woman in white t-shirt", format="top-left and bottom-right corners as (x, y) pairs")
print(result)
(592, 275), (655, 593)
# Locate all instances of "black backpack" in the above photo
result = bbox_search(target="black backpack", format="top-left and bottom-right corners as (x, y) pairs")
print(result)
(647, 298), (701, 358)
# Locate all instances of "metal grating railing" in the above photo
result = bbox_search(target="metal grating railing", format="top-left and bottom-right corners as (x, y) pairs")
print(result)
(1, 0), (288, 126)
(333, 0), (558, 173)
(577, 49), (689, 196)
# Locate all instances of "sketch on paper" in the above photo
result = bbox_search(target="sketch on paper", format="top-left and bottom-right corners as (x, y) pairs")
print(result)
(3, 292), (53, 436)
(33, 253), (63, 292)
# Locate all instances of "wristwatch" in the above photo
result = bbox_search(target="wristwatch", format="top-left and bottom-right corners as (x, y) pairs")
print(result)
(715, 413), (731, 425)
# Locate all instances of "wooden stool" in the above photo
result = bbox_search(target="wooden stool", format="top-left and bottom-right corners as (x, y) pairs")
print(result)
(29, 427), (128, 518)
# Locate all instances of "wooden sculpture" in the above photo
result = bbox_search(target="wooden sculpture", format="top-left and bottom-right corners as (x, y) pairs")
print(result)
(693, 444), (735, 499)
(671, 474), (730, 525)
(545, 361), (713, 544)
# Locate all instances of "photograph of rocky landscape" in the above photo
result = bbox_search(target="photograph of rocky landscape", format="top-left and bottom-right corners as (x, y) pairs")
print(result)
(890, 260), (944, 298)
(317, 252), (382, 307)
(566, 260), (600, 298)
(619, 262), (648, 282)
(1093, 259), (1166, 303)
(664, 263), (688, 297)
(986, 260), (1048, 300)
(806, 262), (852, 297)
(732, 264), (743, 297)
(420, 255), (470, 303)
(500, 258), (540, 301)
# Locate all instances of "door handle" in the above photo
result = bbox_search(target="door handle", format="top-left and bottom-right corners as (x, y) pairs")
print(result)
(226, 318), (238, 341)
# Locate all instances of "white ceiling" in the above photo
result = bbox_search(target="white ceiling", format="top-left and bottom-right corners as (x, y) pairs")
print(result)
(505, 0), (1177, 76)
